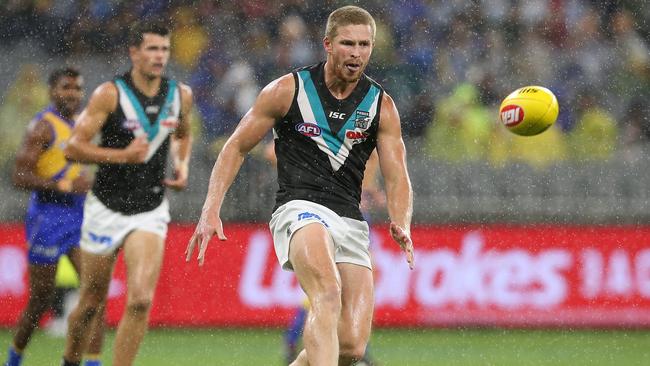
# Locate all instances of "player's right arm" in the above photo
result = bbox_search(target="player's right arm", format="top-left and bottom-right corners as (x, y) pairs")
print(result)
(13, 118), (62, 192)
(64, 82), (148, 164)
(186, 73), (295, 266)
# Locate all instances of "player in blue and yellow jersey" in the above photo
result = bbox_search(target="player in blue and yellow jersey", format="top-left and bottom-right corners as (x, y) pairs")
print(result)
(61, 20), (193, 366)
(4, 68), (105, 366)
(187, 6), (413, 366)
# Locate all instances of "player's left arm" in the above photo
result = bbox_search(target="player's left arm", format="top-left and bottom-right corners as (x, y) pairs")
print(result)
(164, 83), (193, 191)
(376, 92), (414, 269)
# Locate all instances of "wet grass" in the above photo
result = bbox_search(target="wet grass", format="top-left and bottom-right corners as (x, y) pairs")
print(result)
(1, 327), (649, 365)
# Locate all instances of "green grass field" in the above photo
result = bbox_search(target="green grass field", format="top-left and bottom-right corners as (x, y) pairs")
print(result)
(2, 327), (649, 365)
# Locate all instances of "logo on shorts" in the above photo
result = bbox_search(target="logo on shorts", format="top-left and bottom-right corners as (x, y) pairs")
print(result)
(297, 212), (329, 227)
(88, 232), (113, 246)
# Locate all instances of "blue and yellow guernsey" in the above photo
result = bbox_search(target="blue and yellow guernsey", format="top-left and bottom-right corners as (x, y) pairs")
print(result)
(273, 62), (383, 220)
(30, 105), (85, 207)
(26, 106), (85, 264)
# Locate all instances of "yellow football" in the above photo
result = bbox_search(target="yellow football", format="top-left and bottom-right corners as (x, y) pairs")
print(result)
(499, 86), (559, 136)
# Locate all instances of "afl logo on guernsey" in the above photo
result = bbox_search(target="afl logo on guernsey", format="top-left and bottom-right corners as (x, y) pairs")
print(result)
(123, 119), (140, 131)
(296, 122), (321, 137)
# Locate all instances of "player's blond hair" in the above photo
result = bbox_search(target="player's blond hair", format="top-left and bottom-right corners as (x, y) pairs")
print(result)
(325, 6), (376, 43)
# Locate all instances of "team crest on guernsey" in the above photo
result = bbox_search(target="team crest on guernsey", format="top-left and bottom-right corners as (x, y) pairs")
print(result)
(354, 110), (371, 129)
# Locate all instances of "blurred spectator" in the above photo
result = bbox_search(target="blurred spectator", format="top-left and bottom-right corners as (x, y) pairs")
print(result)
(274, 14), (317, 70)
(568, 90), (618, 161)
(489, 124), (568, 169)
(569, 8), (613, 92)
(171, 6), (209, 70)
(0, 64), (49, 169)
(610, 8), (650, 110)
(620, 96), (650, 163)
(190, 43), (234, 142)
(424, 83), (492, 163)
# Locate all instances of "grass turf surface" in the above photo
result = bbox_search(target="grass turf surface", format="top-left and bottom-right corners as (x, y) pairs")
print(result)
(1, 328), (649, 365)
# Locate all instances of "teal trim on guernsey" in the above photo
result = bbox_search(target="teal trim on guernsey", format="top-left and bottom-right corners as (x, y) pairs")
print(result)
(299, 70), (379, 156)
(115, 79), (177, 141)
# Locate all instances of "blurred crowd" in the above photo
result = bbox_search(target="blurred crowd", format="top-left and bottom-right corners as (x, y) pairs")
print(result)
(1, 0), (649, 170)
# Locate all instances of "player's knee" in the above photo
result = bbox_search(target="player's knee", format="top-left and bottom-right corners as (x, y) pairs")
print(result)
(126, 299), (152, 318)
(27, 293), (54, 315)
(311, 284), (342, 314)
(80, 289), (106, 309)
(76, 302), (101, 324)
(339, 340), (367, 364)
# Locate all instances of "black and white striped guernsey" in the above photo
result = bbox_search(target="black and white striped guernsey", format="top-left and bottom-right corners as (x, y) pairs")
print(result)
(92, 72), (181, 215)
(273, 62), (384, 220)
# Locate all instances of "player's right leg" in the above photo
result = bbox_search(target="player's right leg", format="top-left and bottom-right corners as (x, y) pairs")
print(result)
(288, 223), (341, 366)
(4, 263), (56, 366)
(63, 250), (116, 365)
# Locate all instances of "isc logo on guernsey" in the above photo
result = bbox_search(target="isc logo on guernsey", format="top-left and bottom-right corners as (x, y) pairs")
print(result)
(295, 122), (321, 137)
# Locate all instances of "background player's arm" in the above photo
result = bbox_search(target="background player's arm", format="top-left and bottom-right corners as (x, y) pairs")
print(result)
(376, 92), (414, 269)
(360, 150), (385, 211)
(65, 82), (148, 164)
(164, 83), (194, 190)
(186, 74), (294, 265)
(12, 119), (63, 192)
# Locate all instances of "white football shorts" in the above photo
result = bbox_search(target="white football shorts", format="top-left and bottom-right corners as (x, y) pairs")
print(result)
(80, 192), (170, 255)
(269, 199), (371, 271)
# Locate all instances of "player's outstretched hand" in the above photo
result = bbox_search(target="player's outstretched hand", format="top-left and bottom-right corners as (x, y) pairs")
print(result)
(390, 222), (414, 270)
(185, 211), (227, 266)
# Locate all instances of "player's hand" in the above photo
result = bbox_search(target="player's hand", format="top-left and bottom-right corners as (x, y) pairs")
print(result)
(390, 222), (414, 270)
(185, 211), (227, 266)
(56, 179), (73, 193)
(163, 163), (188, 191)
(70, 175), (92, 193)
(124, 136), (149, 163)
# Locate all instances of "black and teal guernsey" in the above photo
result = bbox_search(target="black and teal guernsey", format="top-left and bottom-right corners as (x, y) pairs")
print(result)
(92, 72), (181, 215)
(273, 62), (384, 221)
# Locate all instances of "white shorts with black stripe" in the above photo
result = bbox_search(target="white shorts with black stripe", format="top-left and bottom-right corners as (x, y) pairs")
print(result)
(269, 200), (371, 271)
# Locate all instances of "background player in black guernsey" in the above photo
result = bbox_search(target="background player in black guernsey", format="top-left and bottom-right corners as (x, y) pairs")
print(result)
(61, 20), (193, 366)
(186, 5), (413, 366)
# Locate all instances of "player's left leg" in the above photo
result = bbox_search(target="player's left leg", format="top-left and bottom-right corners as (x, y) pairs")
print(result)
(67, 247), (106, 366)
(5, 263), (56, 366)
(112, 230), (165, 366)
(336, 263), (373, 366)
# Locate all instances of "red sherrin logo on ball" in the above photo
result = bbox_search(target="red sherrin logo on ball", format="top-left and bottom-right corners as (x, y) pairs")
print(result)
(500, 105), (524, 127)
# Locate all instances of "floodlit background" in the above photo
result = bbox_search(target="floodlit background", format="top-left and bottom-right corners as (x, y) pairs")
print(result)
(1, 0), (649, 365)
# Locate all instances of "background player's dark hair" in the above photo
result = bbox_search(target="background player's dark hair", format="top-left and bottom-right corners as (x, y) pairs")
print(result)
(127, 20), (170, 47)
(48, 67), (81, 88)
